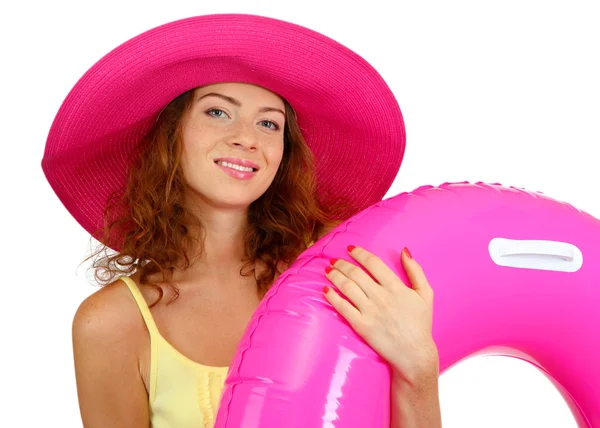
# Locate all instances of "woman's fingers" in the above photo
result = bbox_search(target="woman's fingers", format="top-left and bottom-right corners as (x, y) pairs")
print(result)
(401, 247), (434, 307)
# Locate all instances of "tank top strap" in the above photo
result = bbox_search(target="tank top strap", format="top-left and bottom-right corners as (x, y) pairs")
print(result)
(119, 276), (159, 403)
(119, 276), (160, 338)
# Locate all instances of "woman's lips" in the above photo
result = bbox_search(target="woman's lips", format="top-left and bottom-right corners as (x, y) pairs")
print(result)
(214, 157), (260, 170)
(214, 158), (259, 180)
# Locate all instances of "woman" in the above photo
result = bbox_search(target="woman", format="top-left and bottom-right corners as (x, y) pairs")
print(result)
(42, 14), (441, 427)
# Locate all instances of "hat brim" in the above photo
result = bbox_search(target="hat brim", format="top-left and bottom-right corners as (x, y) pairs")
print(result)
(42, 14), (405, 245)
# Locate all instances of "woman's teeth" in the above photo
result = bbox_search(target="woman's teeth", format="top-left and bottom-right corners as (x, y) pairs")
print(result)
(217, 161), (255, 172)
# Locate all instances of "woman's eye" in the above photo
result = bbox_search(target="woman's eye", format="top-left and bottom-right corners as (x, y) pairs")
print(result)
(206, 108), (228, 118)
(259, 120), (280, 130)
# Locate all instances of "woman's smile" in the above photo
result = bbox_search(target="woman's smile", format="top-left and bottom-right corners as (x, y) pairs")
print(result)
(214, 158), (260, 180)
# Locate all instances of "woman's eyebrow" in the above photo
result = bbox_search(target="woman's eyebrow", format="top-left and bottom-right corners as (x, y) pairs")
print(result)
(259, 106), (285, 117)
(198, 92), (285, 117)
(198, 92), (241, 106)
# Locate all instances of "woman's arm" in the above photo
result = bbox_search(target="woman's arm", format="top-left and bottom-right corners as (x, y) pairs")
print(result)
(72, 285), (150, 427)
(324, 246), (442, 427)
(390, 349), (442, 428)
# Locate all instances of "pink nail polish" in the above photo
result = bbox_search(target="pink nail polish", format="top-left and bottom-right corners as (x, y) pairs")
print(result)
(403, 247), (413, 259)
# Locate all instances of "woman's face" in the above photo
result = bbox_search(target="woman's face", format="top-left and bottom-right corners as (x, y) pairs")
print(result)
(180, 82), (286, 212)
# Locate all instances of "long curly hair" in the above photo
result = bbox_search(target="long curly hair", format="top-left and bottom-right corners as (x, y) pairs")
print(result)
(89, 88), (340, 305)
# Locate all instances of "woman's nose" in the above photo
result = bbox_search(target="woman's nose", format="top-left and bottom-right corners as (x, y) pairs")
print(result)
(227, 121), (257, 150)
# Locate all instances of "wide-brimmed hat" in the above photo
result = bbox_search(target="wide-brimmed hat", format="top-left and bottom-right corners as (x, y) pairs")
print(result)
(42, 14), (405, 248)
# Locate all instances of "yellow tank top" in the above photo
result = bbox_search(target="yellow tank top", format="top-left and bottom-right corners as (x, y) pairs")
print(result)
(120, 276), (229, 428)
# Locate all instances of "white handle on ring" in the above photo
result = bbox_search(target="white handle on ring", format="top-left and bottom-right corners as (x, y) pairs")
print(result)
(488, 238), (583, 272)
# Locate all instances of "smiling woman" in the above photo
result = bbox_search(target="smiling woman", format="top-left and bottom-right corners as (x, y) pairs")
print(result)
(41, 13), (441, 428)
(95, 82), (327, 303)
(180, 84), (286, 209)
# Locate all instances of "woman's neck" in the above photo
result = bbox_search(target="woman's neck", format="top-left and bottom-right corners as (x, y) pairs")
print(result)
(177, 204), (250, 279)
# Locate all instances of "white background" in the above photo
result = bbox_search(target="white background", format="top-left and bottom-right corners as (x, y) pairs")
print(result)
(2, 0), (598, 426)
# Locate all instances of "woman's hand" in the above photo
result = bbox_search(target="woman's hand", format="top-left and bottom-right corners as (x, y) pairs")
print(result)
(324, 245), (438, 384)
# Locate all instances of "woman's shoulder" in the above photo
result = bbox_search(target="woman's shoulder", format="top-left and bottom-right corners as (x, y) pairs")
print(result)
(71, 277), (151, 425)
(72, 277), (145, 350)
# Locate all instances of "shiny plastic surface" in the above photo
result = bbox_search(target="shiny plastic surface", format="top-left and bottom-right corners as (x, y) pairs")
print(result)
(215, 182), (600, 427)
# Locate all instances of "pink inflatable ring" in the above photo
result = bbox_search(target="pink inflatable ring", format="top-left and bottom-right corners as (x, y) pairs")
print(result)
(215, 181), (599, 427)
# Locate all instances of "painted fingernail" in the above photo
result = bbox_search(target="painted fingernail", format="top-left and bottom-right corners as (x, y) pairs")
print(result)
(347, 245), (356, 252)
(330, 257), (339, 265)
(323, 286), (330, 294)
(403, 247), (413, 259)
(325, 266), (333, 274)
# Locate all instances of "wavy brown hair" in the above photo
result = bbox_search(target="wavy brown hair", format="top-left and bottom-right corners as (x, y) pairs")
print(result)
(90, 87), (341, 305)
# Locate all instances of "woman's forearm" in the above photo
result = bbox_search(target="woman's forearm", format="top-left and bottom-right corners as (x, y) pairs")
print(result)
(390, 354), (442, 428)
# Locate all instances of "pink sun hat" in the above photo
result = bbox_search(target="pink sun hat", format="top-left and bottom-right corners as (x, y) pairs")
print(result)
(42, 14), (405, 248)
